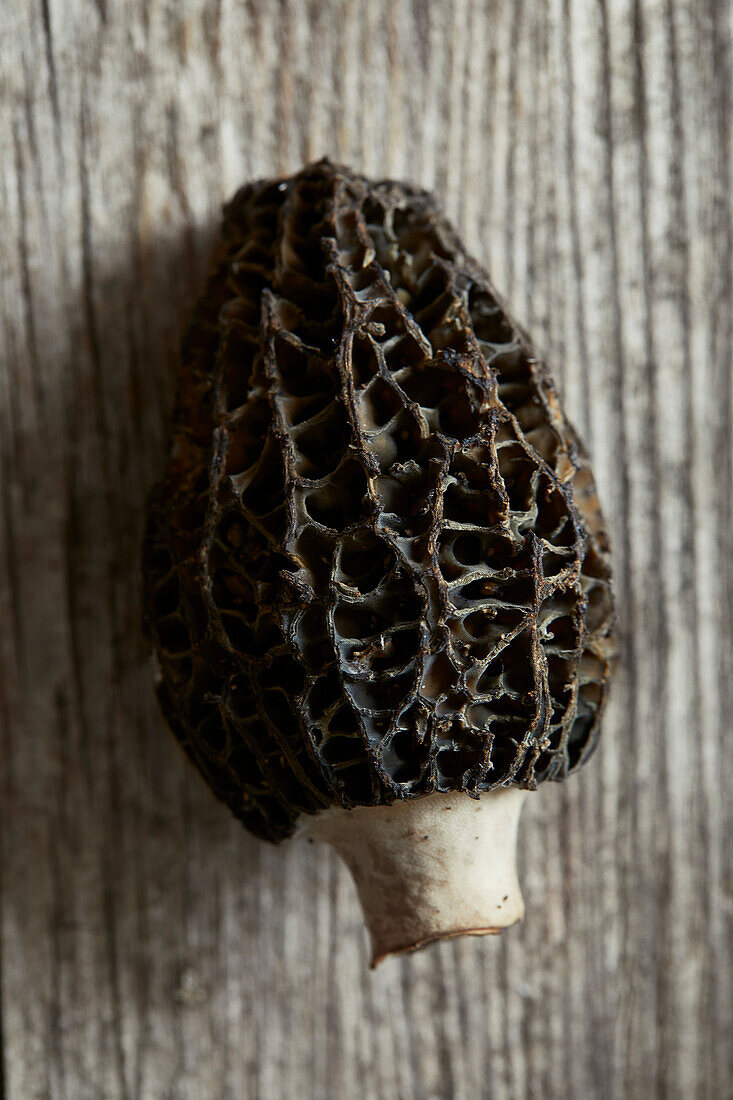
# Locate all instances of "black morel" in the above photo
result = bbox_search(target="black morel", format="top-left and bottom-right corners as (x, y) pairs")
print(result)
(144, 160), (615, 963)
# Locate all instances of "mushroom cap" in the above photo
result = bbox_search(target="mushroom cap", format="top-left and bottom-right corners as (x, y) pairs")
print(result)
(143, 160), (615, 843)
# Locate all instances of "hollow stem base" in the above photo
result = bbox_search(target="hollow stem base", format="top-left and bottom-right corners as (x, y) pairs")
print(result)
(302, 787), (527, 966)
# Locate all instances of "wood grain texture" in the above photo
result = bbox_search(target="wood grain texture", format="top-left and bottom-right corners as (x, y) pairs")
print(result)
(1, 1), (731, 1097)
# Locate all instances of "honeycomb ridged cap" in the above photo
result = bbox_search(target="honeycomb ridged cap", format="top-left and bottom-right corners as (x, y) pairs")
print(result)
(143, 159), (615, 843)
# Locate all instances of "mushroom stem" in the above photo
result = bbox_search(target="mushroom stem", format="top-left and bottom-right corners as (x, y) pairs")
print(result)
(301, 787), (528, 966)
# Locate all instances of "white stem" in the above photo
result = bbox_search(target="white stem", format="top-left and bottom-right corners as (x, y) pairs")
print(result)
(300, 787), (528, 966)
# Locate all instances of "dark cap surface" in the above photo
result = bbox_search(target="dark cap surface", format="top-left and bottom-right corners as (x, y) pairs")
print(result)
(143, 160), (616, 842)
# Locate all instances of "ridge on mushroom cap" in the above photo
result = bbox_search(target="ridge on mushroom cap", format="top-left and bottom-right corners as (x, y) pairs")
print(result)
(143, 161), (616, 843)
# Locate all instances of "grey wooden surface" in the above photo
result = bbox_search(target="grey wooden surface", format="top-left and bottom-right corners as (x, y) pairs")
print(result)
(1, 2), (731, 1098)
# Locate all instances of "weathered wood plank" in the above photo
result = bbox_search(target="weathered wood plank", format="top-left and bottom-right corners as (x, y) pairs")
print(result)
(1, 1), (731, 1097)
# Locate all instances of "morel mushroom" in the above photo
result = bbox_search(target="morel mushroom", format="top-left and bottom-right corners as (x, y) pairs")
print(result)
(144, 160), (615, 964)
